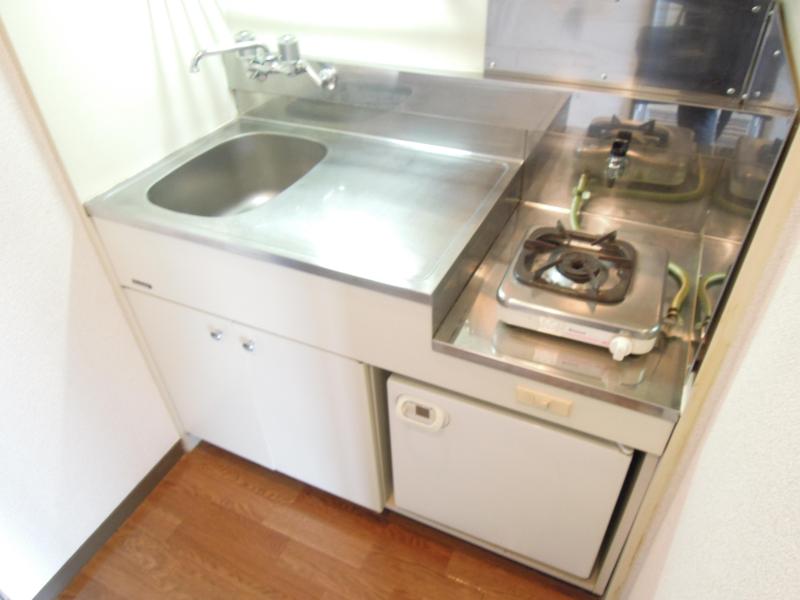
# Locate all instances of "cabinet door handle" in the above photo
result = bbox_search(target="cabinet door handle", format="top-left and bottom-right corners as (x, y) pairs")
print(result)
(242, 339), (255, 352)
(209, 329), (224, 341)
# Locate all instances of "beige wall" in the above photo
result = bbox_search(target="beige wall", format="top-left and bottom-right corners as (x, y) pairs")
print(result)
(783, 0), (800, 63)
(0, 37), (178, 600)
(626, 202), (800, 600)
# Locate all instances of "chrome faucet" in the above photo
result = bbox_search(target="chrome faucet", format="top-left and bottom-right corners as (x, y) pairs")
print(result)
(190, 31), (337, 91)
(189, 31), (271, 73)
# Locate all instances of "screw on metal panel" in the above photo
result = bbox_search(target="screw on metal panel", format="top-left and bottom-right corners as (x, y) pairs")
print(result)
(751, 5), (762, 13)
(753, 90), (763, 98)
(600, 73), (608, 80)
(773, 49), (782, 57)
(488, 61), (496, 69)
(726, 87), (736, 95)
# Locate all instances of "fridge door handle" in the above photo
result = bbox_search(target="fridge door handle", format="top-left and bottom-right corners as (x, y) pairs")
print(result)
(395, 395), (448, 431)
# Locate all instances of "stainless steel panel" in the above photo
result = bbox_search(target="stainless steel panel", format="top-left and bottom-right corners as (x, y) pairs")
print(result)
(225, 60), (572, 144)
(431, 103), (776, 410)
(433, 203), (706, 421)
(522, 130), (724, 235)
(245, 94), (529, 161)
(431, 172), (523, 330)
(512, 99), (793, 374)
(522, 113), (794, 241)
(486, 0), (772, 102)
(706, 153), (765, 243)
(690, 235), (741, 366)
(744, 8), (799, 112)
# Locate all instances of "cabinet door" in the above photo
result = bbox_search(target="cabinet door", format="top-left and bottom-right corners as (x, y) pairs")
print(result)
(387, 375), (631, 579)
(236, 323), (385, 511)
(126, 290), (274, 469)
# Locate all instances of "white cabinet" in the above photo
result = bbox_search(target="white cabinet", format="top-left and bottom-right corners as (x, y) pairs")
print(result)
(127, 290), (386, 511)
(128, 289), (274, 469)
(237, 319), (386, 511)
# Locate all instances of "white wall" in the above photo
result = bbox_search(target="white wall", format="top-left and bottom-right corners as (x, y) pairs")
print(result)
(0, 39), (179, 600)
(220, 0), (488, 74)
(626, 213), (800, 600)
(625, 3), (800, 597)
(0, 0), (237, 202)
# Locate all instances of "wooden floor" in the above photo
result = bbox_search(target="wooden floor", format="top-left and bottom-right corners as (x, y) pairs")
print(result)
(61, 443), (595, 599)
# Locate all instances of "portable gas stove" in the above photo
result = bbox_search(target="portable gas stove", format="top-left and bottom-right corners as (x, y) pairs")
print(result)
(496, 223), (669, 360)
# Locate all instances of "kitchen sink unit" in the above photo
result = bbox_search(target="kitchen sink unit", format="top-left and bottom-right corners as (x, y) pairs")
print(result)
(81, 8), (797, 598)
(85, 86), (642, 593)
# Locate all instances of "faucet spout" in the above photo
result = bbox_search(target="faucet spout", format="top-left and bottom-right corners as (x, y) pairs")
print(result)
(189, 40), (271, 73)
(298, 59), (338, 91)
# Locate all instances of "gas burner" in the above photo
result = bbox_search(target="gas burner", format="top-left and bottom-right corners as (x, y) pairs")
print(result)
(554, 251), (607, 284)
(576, 116), (697, 188)
(513, 223), (636, 303)
(496, 223), (669, 361)
(586, 115), (669, 148)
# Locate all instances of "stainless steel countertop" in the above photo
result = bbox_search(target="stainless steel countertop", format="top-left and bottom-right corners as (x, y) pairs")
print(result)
(85, 95), (733, 420)
(86, 117), (522, 306)
(433, 202), (738, 421)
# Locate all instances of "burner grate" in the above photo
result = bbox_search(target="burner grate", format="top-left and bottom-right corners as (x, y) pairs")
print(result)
(513, 223), (636, 303)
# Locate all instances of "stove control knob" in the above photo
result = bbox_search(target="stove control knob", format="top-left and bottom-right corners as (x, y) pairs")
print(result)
(609, 336), (633, 361)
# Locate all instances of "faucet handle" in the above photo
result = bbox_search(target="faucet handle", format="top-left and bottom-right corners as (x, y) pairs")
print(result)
(233, 30), (266, 61)
(278, 34), (301, 63)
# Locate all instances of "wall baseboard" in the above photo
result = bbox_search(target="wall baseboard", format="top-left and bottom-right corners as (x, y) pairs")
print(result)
(33, 441), (184, 600)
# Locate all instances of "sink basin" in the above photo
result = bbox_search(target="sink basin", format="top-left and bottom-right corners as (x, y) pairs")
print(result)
(147, 133), (327, 217)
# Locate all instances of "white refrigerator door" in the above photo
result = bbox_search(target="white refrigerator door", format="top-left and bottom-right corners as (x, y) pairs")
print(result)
(387, 375), (632, 579)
